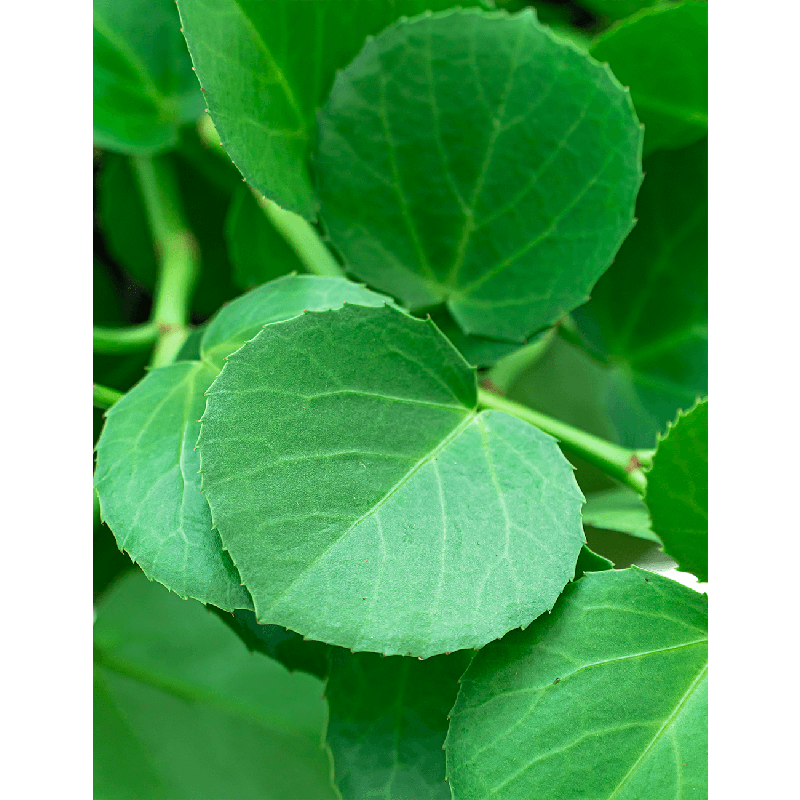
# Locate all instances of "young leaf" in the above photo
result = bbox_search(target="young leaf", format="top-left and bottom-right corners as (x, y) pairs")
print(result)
(198, 304), (585, 657)
(582, 486), (661, 544)
(325, 650), (472, 800)
(645, 401), (708, 581)
(574, 138), (707, 447)
(176, 0), (484, 218)
(94, 0), (203, 154)
(316, 8), (643, 342)
(446, 568), (708, 799)
(95, 276), (391, 609)
(94, 570), (337, 800)
(591, 1), (708, 155)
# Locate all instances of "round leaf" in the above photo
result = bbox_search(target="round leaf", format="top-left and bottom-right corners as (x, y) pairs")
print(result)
(316, 8), (642, 342)
(645, 400), (708, 581)
(446, 568), (708, 799)
(198, 304), (585, 657)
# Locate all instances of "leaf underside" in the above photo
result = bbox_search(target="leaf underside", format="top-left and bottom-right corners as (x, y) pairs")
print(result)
(582, 486), (661, 544)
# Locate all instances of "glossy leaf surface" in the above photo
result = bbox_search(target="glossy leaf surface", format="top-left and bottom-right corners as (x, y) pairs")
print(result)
(317, 8), (642, 342)
(446, 568), (708, 799)
(591, 2), (707, 154)
(583, 487), (660, 544)
(94, 0), (203, 154)
(325, 650), (472, 800)
(95, 276), (388, 609)
(199, 304), (585, 657)
(646, 401), (708, 581)
(94, 570), (336, 800)
(177, 0), (483, 218)
(574, 138), (707, 447)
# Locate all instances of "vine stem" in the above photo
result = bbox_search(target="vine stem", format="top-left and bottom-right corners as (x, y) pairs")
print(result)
(477, 388), (649, 494)
(94, 384), (124, 410)
(93, 322), (159, 353)
(131, 155), (199, 368)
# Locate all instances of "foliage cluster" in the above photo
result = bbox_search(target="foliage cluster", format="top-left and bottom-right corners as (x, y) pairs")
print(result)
(93, 1), (708, 797)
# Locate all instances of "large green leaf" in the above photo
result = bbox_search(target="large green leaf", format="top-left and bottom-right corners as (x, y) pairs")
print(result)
(176, 0), (484, 218)
(94, 0), (203, 154)
(198, 303), (585, 657)
(94, 570), (336, 800)
(645, 401), (708, 581)
(591, 2), (707, 155)
(574, 138), (707, 447)
(316, 8), (642, 342)
(581, 0), (662, 21)
(446, 568), (708, 799)
(325, 650), (472, 800)
(95, 276), (391, 609)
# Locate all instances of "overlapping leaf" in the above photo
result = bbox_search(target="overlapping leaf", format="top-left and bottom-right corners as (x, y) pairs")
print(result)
(583, 486), (661, 544)
(591, 1), (708, 154)
(325, 649), (473, 800)
(94, 570), (336, 800)
(316, 8), (642, 342)
(176, 0), (484, 218)
(198, 303), (585, 657)
(646, 401), (708, 581)
(94, 0), (203, 154)
(94, 276), (390, 609)
(573, 138), (707, 447)
(446, 568), (708, 799)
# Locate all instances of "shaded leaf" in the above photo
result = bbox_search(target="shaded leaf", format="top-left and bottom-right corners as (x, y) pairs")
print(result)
(95, 275), (388, 609)
(591, 2), (707, 154)
(316, 8), (642, 342)
(207, 605), (332, 681)
(581, 0), (663, 21)
(583, 486), (661, 544)
(446, 568), (708, 799)
(177, 0), (484, 218)
(198, 304), (585, 657)
(94, 570), (336, 800)
(225, 186), (306, 290)
(94, 0), (203, 154)
(325, 650), (472, 800)
(573, 138), (707, 447)
(573, 543), (613, 578)
(645, 400), (708, 581)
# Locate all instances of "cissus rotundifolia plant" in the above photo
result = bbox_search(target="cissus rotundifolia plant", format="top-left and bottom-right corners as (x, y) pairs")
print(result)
(93, 1), (708, 798)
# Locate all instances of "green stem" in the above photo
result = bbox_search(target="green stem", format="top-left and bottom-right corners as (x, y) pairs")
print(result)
(94, 384), (124, 410)
(254, 191), (345, 278)
(477, 388), (649, 494)
(132, 155), (198, 368)
(93, 323), (159, 353)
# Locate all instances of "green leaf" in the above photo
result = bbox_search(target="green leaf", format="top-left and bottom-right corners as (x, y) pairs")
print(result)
(591, 2), (707, 155)
(583, 486), (661, 544)
(645, 401), (708, 581)
(95, 275), (389, 609)
(325, 650), (472, 800)
(94, 0), (203, 154)
(225, 186), (306, 290)
(207, 606), (332, 681)
(198, 303), (585, 657)
(176, 0), (483, 218)
(446, 568), (708, 799)
(573, 138), (707, 447)
(316, 8), (642, 342)
(94, 361), (251, 611)
(94, 569), (337, 800)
